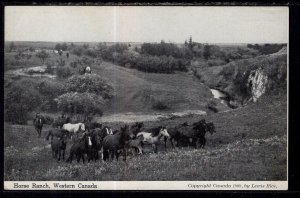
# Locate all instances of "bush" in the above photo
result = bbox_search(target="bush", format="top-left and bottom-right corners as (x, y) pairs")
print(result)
(4, 79), (41, 124)
(37, 79), (66, 112)
(206, 100), (218, 113)
(56, 66), (74, 79)
(84, 49), (98, 58)
(71, 46), (84, 57)
(152, 100), (170, 110)
(66, 74), (114, 99)
(43, 115), (54, 125)
(55, 92), (104, 116)
(45, 60), (56, 74)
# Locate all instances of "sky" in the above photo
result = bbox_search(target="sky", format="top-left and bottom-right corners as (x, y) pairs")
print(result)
(5, 6), (288, 43)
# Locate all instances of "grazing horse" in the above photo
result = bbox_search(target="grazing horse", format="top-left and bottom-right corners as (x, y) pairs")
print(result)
(62, 123), (85, 139)
(126, 135), (144, 155)
(85, 132), (100, 162)
(86, 128), (112, 161)
(46, 128), (70, 141)
(175, 119), (210, 149)
(137, 127), (170, 153)
(102, 125), (135, 161)
(101, 126), (114, 136)
(197, 122), (216, 148)
(66, 133), (92, 163)
(51, 136), (67, 161)
(33, 114), (45, 138)
(174, 120), (206, 148)
(164, 122), (189, 148)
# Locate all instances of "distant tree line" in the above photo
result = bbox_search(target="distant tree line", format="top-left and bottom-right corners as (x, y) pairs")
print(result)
(247, 43), (286, 55)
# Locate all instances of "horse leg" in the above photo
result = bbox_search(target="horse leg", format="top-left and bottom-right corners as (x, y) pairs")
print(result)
(62, 149), (65, 160)
(116, 150), (119, 161)
(58, 150), (61, 161)
(76, 154), (81, 163)
(170, 138), (175, 148)
(52, 150), (55, 158)
(152, 144), (157, 153)
(164, 137), (168, 149)
(202, 137), (206, 148)
(110, 150), (114, 161)
(67, 151), (73, 163)
(123, 148), (127, 161)
(82, 153), (85, 164)
(138, 144), (143, 154)
(103, 150), (107, 161)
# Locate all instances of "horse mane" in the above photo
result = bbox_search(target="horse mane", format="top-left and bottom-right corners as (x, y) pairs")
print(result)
(150, 126), (162, 137)
(181, 122), (189, 127)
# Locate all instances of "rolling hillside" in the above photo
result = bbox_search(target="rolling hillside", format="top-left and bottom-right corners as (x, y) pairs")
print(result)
(92, 61), (215, 114)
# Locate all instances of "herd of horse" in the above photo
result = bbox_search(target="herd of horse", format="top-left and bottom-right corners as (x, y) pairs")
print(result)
(33, 114), (216, 163)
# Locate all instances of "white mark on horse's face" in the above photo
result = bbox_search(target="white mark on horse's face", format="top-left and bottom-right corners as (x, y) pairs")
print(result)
(106, 128), (109, 135)
(80, 124), (85, 131)
(39, 119), (42, 124)
(88, 137), (92, 146)
(110, 129), (113, 135)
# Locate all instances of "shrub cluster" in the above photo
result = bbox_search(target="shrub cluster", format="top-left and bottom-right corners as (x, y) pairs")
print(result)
(66, 74), (113, 99)
(56, 66), (74, 79)
(247, 44), (286, 55)
(55, 92), (104, 115)
(152, 100), (170, 110)
(4, 79), (41, 124)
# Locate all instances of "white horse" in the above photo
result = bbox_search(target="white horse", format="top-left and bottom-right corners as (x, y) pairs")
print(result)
(62, 123), (86, 139)
(85, 66), (91, 74)
(137, 127), (170, 153)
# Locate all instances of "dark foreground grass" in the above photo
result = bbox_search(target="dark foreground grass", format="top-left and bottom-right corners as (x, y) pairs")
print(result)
(4, 94), (287, 181)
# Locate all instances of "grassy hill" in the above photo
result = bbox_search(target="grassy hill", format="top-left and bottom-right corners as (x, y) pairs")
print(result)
(92, 61), (214, 114)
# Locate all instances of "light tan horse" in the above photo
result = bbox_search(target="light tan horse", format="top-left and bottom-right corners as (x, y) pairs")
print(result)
(137, 127), (170, 153)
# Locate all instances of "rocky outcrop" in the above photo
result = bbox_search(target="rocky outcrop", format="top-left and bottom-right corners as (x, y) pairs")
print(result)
(247, 68), (268, 102)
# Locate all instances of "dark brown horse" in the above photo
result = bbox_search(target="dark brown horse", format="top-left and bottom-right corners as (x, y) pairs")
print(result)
(46, 128), (70, 141)
(33, 114), (45, 138)
(66, 133), (92, 163)
(51, 135), (67, 161)
(102, 125), (134, 161)
(164, 122), (189, 148)
(197, 122), (216, 148)
(175, 119), (208, 148)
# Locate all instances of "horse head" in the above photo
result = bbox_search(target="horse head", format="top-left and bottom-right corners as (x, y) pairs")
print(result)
(80, 123), (86, 132)
(122, 124), (135, 139)
(105, 127), (113, 135)
(206, 122), (216, 135)
(159, 127), (170, 138)
(87, 136), (93, 147)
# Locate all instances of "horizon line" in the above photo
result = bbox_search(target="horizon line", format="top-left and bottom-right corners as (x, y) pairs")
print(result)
(4, 40), (288, 44)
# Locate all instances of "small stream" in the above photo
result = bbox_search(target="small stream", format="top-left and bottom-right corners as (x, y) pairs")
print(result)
(210, 88), (228, 104)
(210, 88), (238, 109)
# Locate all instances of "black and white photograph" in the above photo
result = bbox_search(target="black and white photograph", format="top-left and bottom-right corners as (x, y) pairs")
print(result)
(3, 6), (288, 190)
